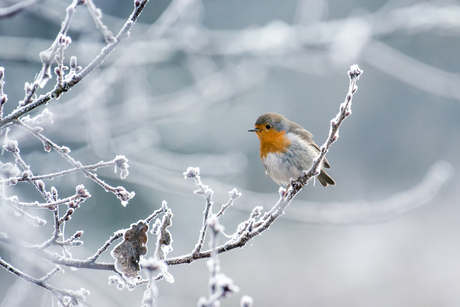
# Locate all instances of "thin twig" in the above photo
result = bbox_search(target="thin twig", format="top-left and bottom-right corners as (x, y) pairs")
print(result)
(0, 0), (150, 130)
(0, 159), (127, 186)
(16, 120), (135, 206)
(184, 168), (215, 256)
(87, 231), (124, 263)
(1, 190), (89, 209)
(0, 257), (86, 305)
(167, 65), (363, 267)
(85, 0), (115, 43)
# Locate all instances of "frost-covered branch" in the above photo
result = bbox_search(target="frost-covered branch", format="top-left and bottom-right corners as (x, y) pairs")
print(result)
(0, 257), (89, 306)
(16, 120), (135, 206)
(0, 156), (130, 186)
(0, 0), (150, 130)
(184, 167), (216, 256)
(166, 65), (362, 266)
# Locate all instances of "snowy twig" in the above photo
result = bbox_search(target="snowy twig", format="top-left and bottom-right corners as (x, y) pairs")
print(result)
(85, 0), (116, 43)
(0, 257), (88, 305)
(184, 167), (215, 256)
(0, 0), (150, 130)
(16, 120), (135, 206)
(166, 65), (363, 266)
(0, 156), (130, 186)
(87, 230), (125, 263)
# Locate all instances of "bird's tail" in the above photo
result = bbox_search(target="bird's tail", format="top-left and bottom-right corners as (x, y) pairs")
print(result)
(317, 170), (336, 187)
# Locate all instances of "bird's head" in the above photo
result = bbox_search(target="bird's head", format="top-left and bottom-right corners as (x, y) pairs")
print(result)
(248, 113), (291, 158)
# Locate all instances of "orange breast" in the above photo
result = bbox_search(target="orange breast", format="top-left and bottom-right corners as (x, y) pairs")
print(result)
(256, 128), (291, 159)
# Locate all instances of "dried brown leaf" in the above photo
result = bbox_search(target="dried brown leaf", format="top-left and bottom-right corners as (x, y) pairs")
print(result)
(111, 221), (149, 279)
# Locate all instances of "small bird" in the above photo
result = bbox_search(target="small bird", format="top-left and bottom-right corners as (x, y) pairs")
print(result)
(248, 112), (335, 187)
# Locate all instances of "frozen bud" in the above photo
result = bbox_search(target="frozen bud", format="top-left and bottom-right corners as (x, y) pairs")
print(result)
(134, 0), (141, 7)
(348, 64), (363, 79)
(76, 185), (90, 198)
(54, 67), (61, 76)
(9, 178), (18, 185)
(75, 231), (83, 238)
(229, 188), (242, 200)
(51, 186), (58, 200)
(0, 95), (7, 105)
(115, 186), (135, 206)
(114, 155), (129, 179)
(240, 295), (253, 307)
(37, 180), (45, 191)
(66, 208), (75, 216)
(3, 139), (19, 153)
(70, 56), (77, 70)
(44, 142), (51, 152)
(22, 170), (31, 179)
(250, 206), (263, 218)
(61, 146), (71, 153)
(183, 167), (200, 179)
(0, 67), (4, 79)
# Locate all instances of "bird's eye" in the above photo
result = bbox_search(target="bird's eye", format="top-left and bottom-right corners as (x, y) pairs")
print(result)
(265, 124), (272, 129)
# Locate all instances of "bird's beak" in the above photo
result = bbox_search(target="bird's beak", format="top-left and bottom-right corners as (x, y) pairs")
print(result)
(248, 127), (260, 132)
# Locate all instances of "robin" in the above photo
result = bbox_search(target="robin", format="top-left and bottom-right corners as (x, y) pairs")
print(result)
(248, 112), (335, 187)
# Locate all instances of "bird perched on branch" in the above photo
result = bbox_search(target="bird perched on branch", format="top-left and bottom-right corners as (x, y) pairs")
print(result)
(248, 112), (335, 187)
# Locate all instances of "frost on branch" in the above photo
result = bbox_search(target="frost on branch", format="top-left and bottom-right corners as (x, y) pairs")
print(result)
(114, 155), (130, 179)
(111, 221), (149, 279)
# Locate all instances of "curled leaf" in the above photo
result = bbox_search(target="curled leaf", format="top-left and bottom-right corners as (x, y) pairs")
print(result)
(111, 221), (149, 279)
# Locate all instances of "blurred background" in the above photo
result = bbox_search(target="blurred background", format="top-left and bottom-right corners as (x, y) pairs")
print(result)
(1, 0), (460, 306)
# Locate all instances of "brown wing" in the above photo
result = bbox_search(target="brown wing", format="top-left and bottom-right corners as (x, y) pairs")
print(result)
(288, 121), (331, 169)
